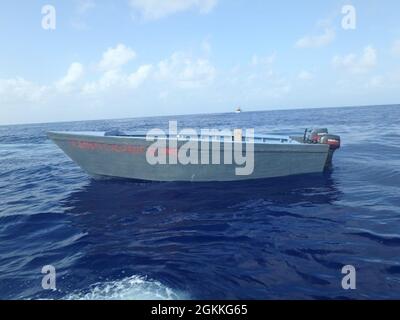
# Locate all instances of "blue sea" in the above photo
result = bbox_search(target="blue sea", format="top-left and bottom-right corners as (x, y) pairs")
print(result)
(1, 105), (400, 300)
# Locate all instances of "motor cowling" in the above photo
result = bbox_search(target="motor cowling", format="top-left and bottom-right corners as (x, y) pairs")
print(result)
(320, 134), (341, 150)
(309, 128), (328, 143)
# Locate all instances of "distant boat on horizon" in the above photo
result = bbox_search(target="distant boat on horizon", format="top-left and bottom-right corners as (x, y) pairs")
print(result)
(235, 107), (242, 114)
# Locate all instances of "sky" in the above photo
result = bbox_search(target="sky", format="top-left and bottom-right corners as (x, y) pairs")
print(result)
(0, 0), (399, 125)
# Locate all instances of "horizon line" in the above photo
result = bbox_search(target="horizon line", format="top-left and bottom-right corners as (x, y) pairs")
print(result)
(1, 103), (399, 127)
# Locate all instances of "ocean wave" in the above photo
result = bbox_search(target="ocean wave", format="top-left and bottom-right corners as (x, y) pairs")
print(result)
(347, 228), (400, 246)
(63, 275), (188, 300)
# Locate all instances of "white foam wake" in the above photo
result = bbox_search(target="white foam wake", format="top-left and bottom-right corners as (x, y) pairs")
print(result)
(63, 275), (188, 300)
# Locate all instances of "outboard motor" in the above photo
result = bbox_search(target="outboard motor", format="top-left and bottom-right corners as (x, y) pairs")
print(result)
(304, 128), (341, 170)
(320, 134), (341, 150)
(309, 128), (328, 143)
(305, 128), (341, 150)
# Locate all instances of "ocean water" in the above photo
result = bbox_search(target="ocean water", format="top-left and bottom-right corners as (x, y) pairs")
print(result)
(0, 105), (399, 300)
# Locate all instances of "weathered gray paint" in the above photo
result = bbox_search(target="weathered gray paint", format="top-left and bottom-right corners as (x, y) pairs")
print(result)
(48, 131), (331, 182)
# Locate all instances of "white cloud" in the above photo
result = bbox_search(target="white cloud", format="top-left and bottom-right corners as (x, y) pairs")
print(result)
(99, 44), (136, 71)
(82, 70), (121, 94)
(56, 62), (84, 92)
(82, 65), (153, 94)
(129, 0), (217, 20)
(0, 78), (48, 104)
(332, 46), (377, 74)
(78, 45), (216, 95)
(81, 45), (154, 94)
(82, 44), (140, 94)
(295, 28), (335, 48)
(156, 52), (216, 88)
(298, 71), (314, 81)
(128, 64), (153, 88)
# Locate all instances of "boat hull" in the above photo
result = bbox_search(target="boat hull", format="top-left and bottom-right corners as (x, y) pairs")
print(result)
(48, 132), (331, 182)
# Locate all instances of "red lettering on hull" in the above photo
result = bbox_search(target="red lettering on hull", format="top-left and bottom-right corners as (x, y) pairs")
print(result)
(69, 140), (145, 154)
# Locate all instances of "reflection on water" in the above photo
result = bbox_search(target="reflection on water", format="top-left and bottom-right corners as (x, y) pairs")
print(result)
(58, 174), (350, 300)
(66, 173), (341, 218)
